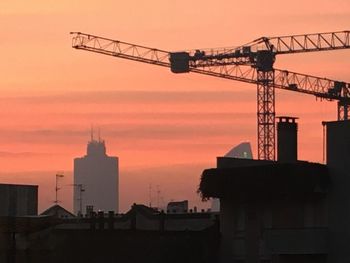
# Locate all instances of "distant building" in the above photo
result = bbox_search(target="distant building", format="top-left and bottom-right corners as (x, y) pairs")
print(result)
(224, 142), (253, 159)
(74, 132), (118, 215)
(167, 200), (188, 213)
(0, 183), (38, 216)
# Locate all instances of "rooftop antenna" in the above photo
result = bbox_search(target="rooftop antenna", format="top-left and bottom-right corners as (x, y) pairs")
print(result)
(149, 183), (152, 208)
(73, 184), (85, 217)
(54, 173), (64, 204)
(156, 185), (160, 209)
(98, 127), (101, 142)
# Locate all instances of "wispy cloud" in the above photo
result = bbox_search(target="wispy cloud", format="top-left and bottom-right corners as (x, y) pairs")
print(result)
(0, 90), (256, 105)
(0, 151), (47, 157)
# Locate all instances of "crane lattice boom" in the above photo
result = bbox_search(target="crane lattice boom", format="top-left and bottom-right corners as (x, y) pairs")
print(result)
(71, 32), (350, 102)
(71, 33), (169, 67)
(264, 30), (350, 54)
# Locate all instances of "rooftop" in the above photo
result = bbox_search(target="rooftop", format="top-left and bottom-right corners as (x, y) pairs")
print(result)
(199, 161), (329, 200)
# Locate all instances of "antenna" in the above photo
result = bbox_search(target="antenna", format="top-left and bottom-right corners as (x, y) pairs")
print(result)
(75, 184), (85, 217)
(54, 173), (64, 204)
(70, 184), (85, 217)
(156, 185), (160, 209)
(98, 127), (101, 142)
(149, 183), (152, 208)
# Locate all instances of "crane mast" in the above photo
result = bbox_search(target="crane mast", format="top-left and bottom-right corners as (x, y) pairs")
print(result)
(71, 31), (350, 160)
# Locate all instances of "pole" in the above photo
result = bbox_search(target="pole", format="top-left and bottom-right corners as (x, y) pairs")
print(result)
(78, 184), (84, 216)
(73, 184), (85, 216)
(55, 175), (58, 204)
(55, 174), (64, 204)
(322, 121), (327, 164)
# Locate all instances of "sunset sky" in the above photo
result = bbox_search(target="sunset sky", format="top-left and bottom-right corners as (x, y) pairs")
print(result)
(0, 0), (349, 212)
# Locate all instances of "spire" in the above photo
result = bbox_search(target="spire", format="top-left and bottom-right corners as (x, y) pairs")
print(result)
(86, 126), (106, 156)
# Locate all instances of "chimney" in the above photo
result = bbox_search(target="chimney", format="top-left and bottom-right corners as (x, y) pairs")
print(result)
(277, 116), (298, 162)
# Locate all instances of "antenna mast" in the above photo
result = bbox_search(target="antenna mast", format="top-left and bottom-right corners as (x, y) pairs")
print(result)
(55, 173), (64, 204)
(149, 183), (152, 207)
(75, 184), (85, 216)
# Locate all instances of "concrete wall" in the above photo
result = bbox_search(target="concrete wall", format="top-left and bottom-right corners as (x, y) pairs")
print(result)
(0, 184), (38, 216)
(326, 120), (350, 263)
(219, 197), (328, 263)
(216, 157), (329, 263)
(219, 198), (238, 263)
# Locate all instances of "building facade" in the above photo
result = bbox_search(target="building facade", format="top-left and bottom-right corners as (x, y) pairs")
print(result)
(0, 205), (219, 263)
(0, 183), (38, 216)
(74, 135), (118, 215)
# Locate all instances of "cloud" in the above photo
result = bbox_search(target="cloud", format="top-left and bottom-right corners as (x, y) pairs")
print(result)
(0, 151), (47, 157)
(0, 119), (254, 145)
(0, 90), (256, 105)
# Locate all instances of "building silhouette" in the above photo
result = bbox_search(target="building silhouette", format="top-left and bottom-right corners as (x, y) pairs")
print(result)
(74, 131), (118, 215)
(0, 204), (219, 263)
(199, 118), (350, 263)
(211, 142), (254, 212)
(0, 183), (38, 216)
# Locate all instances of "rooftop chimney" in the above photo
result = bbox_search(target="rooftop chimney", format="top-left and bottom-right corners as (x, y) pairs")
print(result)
(277, 116), (298, 162)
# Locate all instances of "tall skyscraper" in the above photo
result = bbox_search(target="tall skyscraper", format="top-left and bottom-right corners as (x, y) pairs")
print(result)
(74, 132), (118, 215)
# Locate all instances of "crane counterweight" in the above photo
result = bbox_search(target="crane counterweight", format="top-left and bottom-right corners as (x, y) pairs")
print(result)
(169, 52), (190, 73)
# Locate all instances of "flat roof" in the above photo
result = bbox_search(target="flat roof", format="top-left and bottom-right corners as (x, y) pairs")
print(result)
(0, 183), (38, 188)
(199, 161), (329, 200)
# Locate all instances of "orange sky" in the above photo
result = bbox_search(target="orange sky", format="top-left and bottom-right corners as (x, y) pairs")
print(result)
(0, 0), (349, 212)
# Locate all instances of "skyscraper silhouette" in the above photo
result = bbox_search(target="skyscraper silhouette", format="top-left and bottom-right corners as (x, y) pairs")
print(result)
(74, 130), (118, 215)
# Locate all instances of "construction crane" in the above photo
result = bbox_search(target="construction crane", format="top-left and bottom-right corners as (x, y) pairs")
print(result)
(71, 31), (350, 160)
